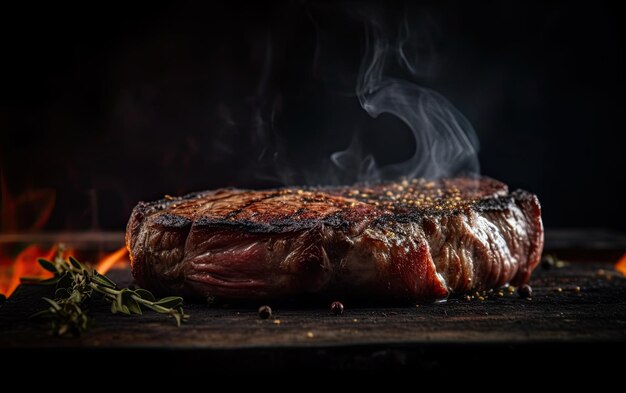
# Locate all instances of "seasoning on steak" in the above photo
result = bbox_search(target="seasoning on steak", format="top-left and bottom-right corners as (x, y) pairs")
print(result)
(126, 177), (543, 301)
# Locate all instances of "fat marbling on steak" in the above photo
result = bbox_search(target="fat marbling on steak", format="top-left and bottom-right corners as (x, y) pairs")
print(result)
(126, 177), (543, 301)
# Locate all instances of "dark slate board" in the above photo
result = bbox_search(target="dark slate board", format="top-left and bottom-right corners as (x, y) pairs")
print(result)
(1, 261), (625, 372)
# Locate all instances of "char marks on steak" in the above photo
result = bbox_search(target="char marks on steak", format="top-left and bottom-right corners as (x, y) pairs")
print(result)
(126, 177), (543, 301)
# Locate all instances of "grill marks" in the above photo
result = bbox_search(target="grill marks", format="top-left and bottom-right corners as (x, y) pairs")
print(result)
(165, 189), (368, 229)
(149, 177), (512, 233)
(166, 190), (245, 218)
(166, 190), (353, 224)
(224, 192), (283, 220)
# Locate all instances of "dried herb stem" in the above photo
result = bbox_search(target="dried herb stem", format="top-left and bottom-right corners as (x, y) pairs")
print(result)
(28, 248), (189, 336)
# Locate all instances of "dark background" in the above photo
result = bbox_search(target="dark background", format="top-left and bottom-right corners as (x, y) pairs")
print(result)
(1, 1), (624, 232)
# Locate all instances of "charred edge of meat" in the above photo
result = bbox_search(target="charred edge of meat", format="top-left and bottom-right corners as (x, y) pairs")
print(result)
(153, 214), (192, 228)
(191, 216), (350, 234)
(134, 190), (221, 213)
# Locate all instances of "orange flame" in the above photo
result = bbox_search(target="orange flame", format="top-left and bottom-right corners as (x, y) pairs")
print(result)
(0, 244), (58, 297)
(0, 242), (128, 298)
(615, 253), (626, 276)
(1, 171), (59, 297)
(96, 246), (128, 275)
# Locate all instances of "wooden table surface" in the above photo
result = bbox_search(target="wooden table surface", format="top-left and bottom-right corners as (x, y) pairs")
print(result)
(1, 259), (625, 372)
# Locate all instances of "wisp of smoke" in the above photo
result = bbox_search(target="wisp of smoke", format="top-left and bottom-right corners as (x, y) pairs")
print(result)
(331, 10), (480, 183)
(239, 5), (479, 186)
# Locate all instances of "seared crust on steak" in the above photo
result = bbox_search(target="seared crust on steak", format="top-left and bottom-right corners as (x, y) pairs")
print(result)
(126, 177), (543, 301)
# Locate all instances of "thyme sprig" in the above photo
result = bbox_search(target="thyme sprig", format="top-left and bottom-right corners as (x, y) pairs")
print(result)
(28, 250), (189, 336)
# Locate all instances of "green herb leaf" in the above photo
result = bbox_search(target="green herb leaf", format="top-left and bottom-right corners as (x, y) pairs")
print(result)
(68, 290), (82, 304)
(125, 296), (142, 315)
(134, 288), (155, 302)
(96, 271), (116, 287)
(69, 256), (82, 270)
(91, 272), (116, 289)
(173, 312), (182, 327)
(29, 251), (189, 336)
(116, 291), (124, 311)
(154, 296), (183, 309)
(38, 259), (58, 274)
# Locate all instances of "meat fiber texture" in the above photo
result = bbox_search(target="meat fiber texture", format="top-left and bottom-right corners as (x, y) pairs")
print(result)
(126, 177), (543, 302)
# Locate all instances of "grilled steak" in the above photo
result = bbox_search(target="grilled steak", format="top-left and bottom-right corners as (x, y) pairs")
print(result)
(126, 177), (543, 301)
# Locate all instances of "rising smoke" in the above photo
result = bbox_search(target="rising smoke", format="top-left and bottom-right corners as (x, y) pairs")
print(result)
(330, 7), (480, 183)
(244, 3), (480, 186)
